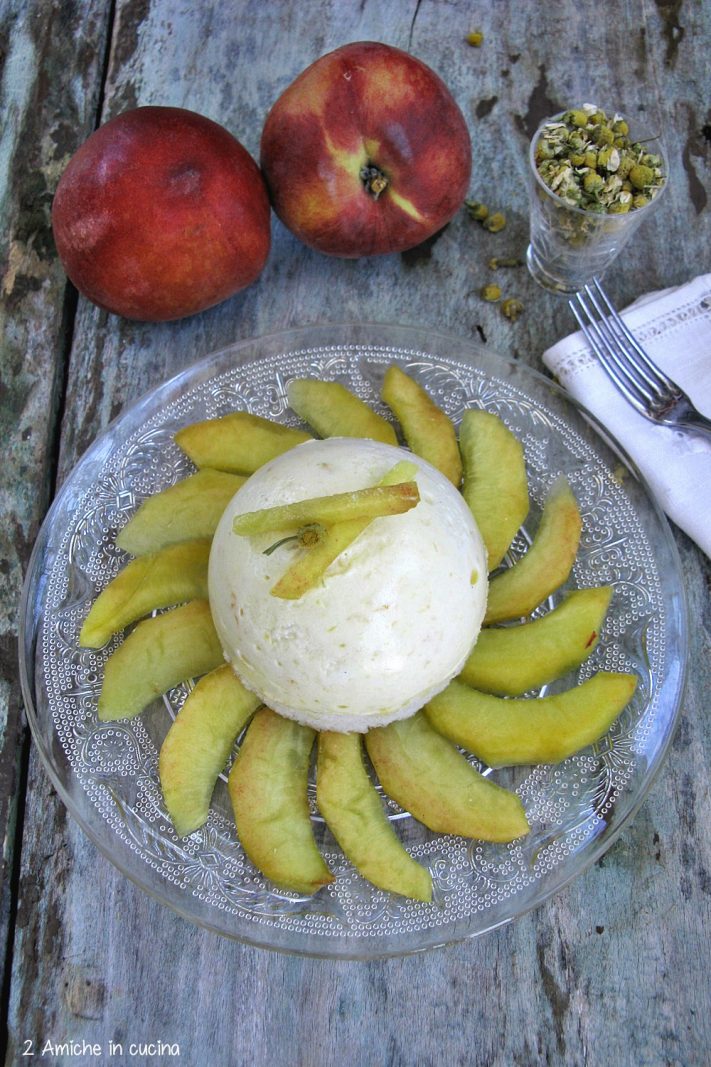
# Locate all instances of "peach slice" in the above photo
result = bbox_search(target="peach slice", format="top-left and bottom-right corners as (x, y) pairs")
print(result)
(97, 600), (224, 721)
(381, 364), (462, 485)
(459, 409), (529, 571)
(229, 707), (333, 894)
(159, 665), (260, 836)
(461, 586), (612, 695)
(365, 712), (529, 842)
(317, 731), (432, 901)
(79, 539), (211, 648)
(485, 476), (582, 624)
(425, 672), (637, 766)
(270, 460), (417, 600)
(232, 480), (419, 535)
(175, 412), (312, 474)
(287, 378), (398, 445)
(117, 469), (247, 556)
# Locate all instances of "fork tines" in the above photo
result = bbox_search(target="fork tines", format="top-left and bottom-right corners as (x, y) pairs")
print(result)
(570, 278), (684, 418)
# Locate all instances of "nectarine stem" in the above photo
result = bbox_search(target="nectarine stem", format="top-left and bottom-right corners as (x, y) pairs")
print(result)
(359, 163), (389, 200)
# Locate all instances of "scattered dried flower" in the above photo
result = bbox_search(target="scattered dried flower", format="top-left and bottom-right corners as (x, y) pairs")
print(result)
(488, 256), (523, 269)
(480, 283), (502, 302)
(482, 211), (506, 233)
(465, 199), (489, 222)
(501, 297), (525, 322)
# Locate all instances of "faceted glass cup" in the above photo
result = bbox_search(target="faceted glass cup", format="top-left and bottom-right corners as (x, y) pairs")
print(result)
(526, 115), (668, 294)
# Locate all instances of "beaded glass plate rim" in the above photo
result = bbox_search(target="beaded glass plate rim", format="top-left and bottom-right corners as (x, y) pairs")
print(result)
(19, 322), (688, 959)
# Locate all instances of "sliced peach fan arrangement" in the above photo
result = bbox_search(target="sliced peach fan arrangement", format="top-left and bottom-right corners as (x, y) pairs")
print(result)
(79, 367), (637, 902)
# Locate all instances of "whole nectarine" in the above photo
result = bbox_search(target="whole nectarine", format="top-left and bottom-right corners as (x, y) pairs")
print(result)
(260, 42), (472, 257)
(52, 106), (271, 321)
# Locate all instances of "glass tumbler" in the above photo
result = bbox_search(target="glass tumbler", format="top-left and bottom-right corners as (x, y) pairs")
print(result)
(526, 117), (668, 294)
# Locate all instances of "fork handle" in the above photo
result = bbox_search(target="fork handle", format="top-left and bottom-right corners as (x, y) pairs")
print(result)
(681, 409), (711, 443)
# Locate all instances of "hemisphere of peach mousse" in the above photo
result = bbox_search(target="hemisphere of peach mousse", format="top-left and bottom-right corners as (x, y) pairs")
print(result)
(208, 437), (489, 733)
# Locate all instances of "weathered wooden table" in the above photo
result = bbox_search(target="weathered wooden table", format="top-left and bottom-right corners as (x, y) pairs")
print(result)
(2, 1), (710, 1063)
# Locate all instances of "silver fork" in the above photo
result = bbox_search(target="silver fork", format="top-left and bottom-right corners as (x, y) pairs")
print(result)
(569, 278), (711, 441)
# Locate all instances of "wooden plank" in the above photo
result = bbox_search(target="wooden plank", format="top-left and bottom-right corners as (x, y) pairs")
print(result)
(5, 0), (711, 1063)
(0, 0), (113, 1033)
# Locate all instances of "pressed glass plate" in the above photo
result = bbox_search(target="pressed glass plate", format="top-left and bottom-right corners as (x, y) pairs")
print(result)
(19, 322), (687, 959)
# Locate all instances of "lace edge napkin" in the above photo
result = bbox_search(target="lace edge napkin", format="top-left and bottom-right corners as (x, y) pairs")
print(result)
(543, 274), (711, 557)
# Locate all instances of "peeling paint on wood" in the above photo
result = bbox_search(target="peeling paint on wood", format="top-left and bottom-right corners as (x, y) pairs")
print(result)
(0, 0), (113, 1029)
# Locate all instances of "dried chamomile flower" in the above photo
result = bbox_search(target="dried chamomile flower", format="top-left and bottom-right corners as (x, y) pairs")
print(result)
(480, 283), (502, 302)
(629, 163), (654, 189)
(533, 105), (665, 214)
(264, 523), (327, 556)
(482, 211), (506, 233)
(501, 298), (525, 322)
(465, 199), (489, 222)
(465, 30), (484, 46)
(488, 256), (524, 269)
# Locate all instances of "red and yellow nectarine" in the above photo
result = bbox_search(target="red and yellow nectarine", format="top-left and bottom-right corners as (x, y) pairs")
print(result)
(52, 106), (271, 321)
(260, 42), (472, 258)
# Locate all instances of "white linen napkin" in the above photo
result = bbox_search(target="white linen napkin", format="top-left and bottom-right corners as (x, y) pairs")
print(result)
(543, 273), (711, 557)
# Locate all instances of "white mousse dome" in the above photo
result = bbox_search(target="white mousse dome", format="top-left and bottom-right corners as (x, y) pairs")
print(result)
(208, 437), (488, 733)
